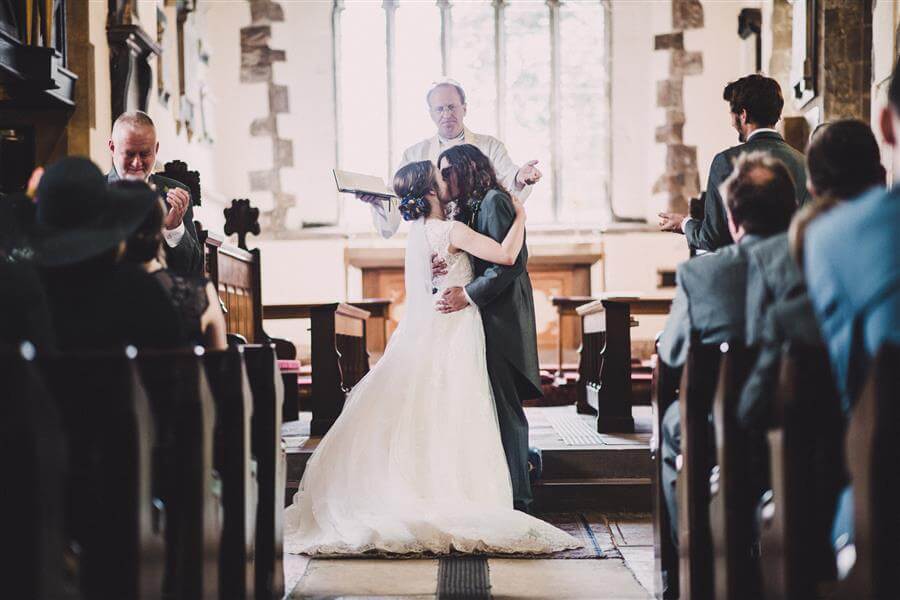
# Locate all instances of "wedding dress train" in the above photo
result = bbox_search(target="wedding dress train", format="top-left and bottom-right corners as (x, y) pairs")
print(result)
(283, 218), (580, 556)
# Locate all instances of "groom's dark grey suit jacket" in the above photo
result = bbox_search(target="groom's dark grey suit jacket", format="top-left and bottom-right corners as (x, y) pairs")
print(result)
(464, 188), (542, 399)
(107, 169), (203, 275)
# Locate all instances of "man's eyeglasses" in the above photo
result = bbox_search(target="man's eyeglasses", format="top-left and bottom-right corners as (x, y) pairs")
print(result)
(440, 166), (455, 181)
(431, 104), (461, 116)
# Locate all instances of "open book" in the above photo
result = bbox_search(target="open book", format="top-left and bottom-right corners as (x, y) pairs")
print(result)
(333, 169), (397, 199)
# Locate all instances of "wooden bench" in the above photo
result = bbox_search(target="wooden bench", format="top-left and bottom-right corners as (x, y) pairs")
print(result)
(2, 344), (68, 599)
(650, 352), (682, 599)
(242, 344), (286, 600)
(263, 303), (371, 435)
(551, 296), (594, 412)
(38, 349), (164, 599)
(833, 343), (900, 600)
(676, 341), (722, 600)
(708, 344), (760, 600)
(201, 230), (300, 423)
(203, 347), (257, 599)
(577, 293), (674, 433)
(137, 349), (220, 600)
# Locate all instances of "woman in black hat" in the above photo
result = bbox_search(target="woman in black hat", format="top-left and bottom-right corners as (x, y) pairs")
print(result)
(33, 157), (186, 352)
(117, 179), (227, 349)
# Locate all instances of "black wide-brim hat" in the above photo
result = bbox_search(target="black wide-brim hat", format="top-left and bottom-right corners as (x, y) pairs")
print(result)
(32, 157), (158, 267)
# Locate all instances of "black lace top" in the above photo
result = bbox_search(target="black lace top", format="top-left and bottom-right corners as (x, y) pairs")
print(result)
(152, 269), (210, 346)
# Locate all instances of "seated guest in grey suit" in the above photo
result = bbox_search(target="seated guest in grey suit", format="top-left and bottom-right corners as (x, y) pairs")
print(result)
(739, 120), (886, 427)
(805, 60), (900, 578)
(657, 151), (797, 553)
(107, 111), (202, 275)
(658, 74), (810, 252)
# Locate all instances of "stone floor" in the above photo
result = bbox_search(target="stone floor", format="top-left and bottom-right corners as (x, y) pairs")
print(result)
(282, 513), (655, 599)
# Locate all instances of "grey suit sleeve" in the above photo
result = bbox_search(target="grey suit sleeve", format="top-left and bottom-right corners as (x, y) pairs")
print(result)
(464, 193), (525, 308)
(745, 252), (769, 346)
(684, 153), (733, 252)
(658, 268), (691, 368)
(165, 202), (203, 275)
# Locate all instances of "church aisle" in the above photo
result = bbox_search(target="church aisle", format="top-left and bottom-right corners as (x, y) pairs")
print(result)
(282, 514), (654, 599)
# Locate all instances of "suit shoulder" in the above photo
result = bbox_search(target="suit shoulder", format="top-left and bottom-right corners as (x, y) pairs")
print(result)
(749, 232), (789, 261)
(481, 188), (512, 209)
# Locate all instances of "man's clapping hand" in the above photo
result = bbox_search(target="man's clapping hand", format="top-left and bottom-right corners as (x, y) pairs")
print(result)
(164, 187), (190, 231)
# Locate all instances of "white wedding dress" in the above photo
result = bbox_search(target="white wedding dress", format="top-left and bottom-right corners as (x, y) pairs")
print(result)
(283, 217), (580, 556)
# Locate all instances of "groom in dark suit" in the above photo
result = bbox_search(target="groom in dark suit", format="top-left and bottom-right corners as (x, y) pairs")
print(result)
(107, 111), (202, 275)
(658, 74), (810, 252)
(435, 144), (542, 513)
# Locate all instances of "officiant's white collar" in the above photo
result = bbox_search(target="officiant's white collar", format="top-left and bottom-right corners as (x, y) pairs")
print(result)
(428, 127), (477, 164)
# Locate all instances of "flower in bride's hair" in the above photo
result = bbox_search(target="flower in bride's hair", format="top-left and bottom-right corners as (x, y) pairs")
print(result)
(399, 193), (429, 221)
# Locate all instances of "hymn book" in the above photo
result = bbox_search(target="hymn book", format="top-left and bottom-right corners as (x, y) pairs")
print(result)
(333, 169), (397, 199)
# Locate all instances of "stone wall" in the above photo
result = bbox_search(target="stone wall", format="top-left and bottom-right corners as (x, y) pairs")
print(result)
(818, 0), (874, 121)
(652, 0), (704, 214)
(241, 0), (294, 236)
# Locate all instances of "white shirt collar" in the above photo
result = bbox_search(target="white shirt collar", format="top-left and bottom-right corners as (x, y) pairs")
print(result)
(747, 128), (779, 141)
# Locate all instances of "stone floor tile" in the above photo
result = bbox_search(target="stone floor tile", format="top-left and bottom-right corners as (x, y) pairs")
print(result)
(289, 559), (438, 599)
(283, 553), (311, 597)
(610, 515), (654, 546)
(487, 558), (651, 599)
(618, 546), (656, 596)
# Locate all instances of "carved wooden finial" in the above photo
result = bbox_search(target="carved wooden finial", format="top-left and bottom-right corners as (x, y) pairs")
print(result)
(224, 198), (261, 250)
(162, 159), (201, 206)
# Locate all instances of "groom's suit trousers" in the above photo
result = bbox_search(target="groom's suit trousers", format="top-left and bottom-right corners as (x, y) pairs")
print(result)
(485, 346), (533, 512)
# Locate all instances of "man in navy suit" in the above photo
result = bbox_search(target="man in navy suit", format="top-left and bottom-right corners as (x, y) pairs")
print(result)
(804, 60), (900, 577)
(658, 74), (810, 251)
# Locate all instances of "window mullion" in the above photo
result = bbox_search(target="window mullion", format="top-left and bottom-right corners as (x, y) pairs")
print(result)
(384, 0), (398, 177)
(332, 0), (345, 224)
(548, 0), (561, 222)
(439, 0), (451, 76)
(493, 0), (506, 141)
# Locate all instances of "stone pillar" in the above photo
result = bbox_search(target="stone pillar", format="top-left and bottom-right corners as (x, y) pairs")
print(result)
(653, 0), (704, 214)
(820, 0), (873, 121)
(242, 0), (294, 236)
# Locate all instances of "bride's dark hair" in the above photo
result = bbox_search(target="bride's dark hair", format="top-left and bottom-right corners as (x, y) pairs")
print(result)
(437, 144), (507, 224)
(393, 161), (436, 221)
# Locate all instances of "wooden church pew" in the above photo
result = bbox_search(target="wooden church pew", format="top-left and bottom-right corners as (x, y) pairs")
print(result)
(708, 344), (760, 600)
(203, 347), (257, 599)
(758, 343), (843, 599)
(38, 349), (163, 599)
(201, 228), (301, 424)
(577, 293), (675, 433)
(263, 302), (371, 435)
(833, 343), (900, 600)
(676, 341), (723, 600)
(1, 343), (67, 600)
(650, 352), (682, 599)
(242, 344), (286, 600)
(137, 348), (220, 600)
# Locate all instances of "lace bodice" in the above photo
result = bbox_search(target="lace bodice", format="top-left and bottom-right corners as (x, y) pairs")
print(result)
(424, 219), (473, 290)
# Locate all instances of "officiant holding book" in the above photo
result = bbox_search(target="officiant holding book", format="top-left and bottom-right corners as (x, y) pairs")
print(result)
(359, 78), (543, 238)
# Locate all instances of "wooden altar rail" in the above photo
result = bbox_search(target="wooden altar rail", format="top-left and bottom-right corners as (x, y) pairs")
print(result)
(576, 293), (674, 433)
(262, 303), (370, 436)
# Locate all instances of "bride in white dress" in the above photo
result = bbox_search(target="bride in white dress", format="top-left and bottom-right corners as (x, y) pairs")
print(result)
(283, 159), (580, 556)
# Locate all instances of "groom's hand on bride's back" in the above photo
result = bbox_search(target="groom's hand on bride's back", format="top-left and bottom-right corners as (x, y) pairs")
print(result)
(431, 253), (448, 278)
(436, 286), (468, 314)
